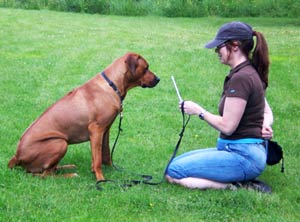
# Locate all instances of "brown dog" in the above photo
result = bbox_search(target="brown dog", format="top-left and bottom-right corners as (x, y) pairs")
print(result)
(8, 52), (160, 181)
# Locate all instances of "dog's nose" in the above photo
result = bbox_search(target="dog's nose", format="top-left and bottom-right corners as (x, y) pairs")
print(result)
(152, 76), (160, 86)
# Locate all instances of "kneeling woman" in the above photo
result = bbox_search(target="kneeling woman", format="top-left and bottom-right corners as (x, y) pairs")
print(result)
(166, 21), (273, 192)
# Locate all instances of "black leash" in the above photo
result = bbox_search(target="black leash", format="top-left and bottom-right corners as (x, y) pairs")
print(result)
(163, 101), (190, 175)
(95, 102), (190, 190)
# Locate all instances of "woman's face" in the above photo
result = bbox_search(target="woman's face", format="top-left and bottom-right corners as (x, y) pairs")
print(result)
(215, 43), (230, 65)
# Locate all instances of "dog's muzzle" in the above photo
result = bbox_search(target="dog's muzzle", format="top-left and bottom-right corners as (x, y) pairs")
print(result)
(142, 76), (160, 88)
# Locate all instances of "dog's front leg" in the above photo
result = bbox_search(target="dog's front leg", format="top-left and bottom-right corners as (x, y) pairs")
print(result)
(102, 129), (112, 166)
(88, 122), (105, 181)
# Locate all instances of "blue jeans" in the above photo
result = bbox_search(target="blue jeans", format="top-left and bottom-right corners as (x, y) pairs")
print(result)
(166, 138), (267, 183)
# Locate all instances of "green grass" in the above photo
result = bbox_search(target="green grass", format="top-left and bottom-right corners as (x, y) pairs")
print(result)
(1, 0), (300, 18)
(1, 8), (300, 222)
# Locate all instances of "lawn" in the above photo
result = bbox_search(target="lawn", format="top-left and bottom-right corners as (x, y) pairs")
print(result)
(0, 8), (300, 222)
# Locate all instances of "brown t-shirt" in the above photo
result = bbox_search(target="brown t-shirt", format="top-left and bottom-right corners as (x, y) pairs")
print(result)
(218, 61), (265, 140)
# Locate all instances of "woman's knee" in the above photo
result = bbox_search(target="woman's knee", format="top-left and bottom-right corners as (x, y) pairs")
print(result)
(165, 163), (186, 179)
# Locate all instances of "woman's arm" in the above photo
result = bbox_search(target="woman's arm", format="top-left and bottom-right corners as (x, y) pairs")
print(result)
(261, 98), (273, 139)
(182, 97), (246, 136)
(263, 98), (273, 127)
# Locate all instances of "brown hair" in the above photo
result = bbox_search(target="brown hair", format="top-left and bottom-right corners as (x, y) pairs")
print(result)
(251, 31), (269, 87)
(227, 31), (270, 87)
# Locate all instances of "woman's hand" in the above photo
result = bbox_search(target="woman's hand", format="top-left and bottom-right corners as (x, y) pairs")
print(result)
(179, 101), (203, 116)
(262, 125), (273, 140)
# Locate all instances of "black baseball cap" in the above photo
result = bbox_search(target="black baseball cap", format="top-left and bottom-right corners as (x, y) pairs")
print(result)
(205, 21), (253, 49)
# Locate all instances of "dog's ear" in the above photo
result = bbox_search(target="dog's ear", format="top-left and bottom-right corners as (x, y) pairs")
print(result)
(125, 54), (139, 75)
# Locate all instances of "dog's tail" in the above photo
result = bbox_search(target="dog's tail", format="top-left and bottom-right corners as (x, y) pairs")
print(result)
(8, 156), (18, 168)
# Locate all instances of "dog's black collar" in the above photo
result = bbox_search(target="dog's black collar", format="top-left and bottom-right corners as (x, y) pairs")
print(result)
(101, 72), (124, 105)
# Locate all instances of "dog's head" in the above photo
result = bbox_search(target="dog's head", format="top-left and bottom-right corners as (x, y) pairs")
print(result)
(125, 52), (160, 88)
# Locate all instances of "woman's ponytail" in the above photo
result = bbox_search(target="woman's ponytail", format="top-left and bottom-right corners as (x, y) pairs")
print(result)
(251, 31), (270, 87)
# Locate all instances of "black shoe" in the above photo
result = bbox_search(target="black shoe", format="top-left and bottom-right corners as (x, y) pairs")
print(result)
(226, 182), (243, 191)
(242, 179), (272, 194)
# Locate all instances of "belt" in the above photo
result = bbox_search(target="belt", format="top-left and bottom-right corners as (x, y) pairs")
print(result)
(218, 138), (264, 144)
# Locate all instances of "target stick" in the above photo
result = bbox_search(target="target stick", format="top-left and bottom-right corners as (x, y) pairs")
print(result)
(171, 76), (183, 103)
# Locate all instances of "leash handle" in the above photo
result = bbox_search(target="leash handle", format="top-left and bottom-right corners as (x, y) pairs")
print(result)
(181, 100), (185, 114)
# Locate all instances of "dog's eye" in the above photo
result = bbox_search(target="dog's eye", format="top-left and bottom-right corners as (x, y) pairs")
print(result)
(144, 67), (149, 74)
